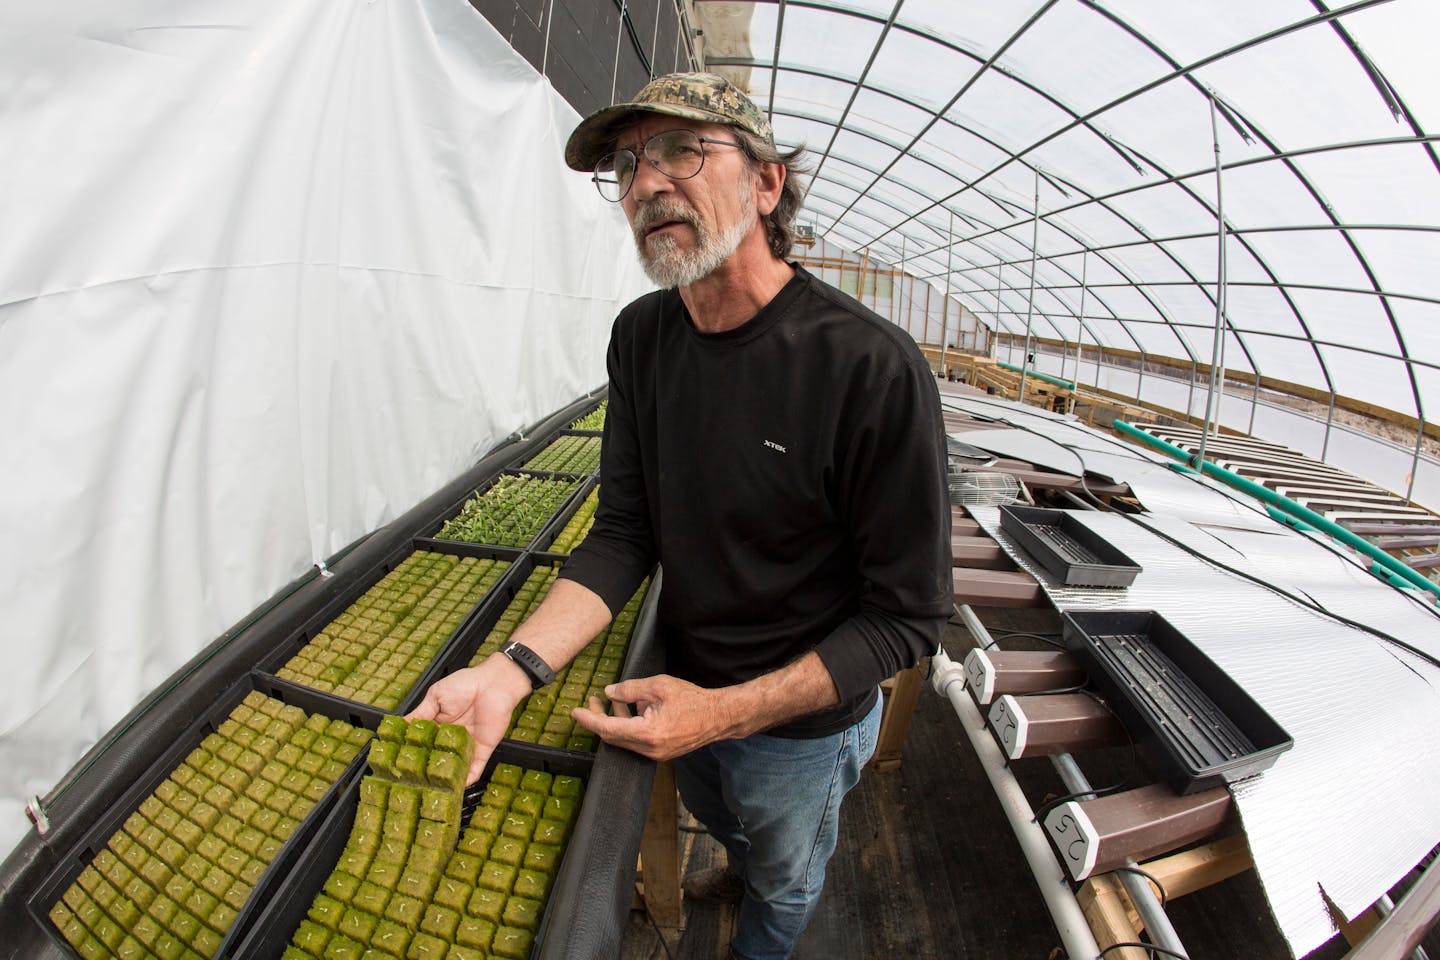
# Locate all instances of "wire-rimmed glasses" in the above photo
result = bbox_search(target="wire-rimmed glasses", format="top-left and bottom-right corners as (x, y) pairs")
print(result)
(593, 128), (742, 202)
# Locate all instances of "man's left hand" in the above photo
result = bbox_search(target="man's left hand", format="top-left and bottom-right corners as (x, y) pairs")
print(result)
(571, 674), (734, 760)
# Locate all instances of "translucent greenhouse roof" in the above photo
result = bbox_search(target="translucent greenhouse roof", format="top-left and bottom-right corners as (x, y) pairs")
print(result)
(700, 0), (1440, 425)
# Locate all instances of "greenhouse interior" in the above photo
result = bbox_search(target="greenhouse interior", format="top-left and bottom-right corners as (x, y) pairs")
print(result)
(3, 0), (1440, 958)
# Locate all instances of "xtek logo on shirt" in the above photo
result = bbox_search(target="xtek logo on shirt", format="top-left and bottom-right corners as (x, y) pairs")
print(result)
(763, 439), (788, 453)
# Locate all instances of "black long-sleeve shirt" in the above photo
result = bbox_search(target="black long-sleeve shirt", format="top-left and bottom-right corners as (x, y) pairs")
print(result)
(561, 265), (953, 737)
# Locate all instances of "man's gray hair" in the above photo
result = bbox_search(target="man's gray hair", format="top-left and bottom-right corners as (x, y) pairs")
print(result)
(730, 128), (810, 261)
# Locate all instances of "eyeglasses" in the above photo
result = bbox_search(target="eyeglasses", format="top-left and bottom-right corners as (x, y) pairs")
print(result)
(593, 128), (742, 202)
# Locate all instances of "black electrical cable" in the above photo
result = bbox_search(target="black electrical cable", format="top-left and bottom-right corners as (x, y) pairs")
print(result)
(634, 882), (678, 960)
(996, 631), (1069, 650)
(1031, 777), (1129, 825)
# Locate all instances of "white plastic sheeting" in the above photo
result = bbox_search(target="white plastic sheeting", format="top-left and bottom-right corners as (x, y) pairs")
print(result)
(945, 396), (1440, 956)
(0, 0), (650, 857)
(704, 0), (1440, 429)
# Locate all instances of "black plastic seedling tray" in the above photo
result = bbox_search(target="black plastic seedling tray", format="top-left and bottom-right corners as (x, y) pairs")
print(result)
(1063, 610), (1294, 794)
(254, 540), (528, 715)
(428, 470), (590, 550)
(506, 433), (603, 477)
(232, 743), (592, 960)
(1000, 506), (1142, 588)
(533, 476), (599, 555)
(28, 673), (382, 960)
(426, 558), (663, 765)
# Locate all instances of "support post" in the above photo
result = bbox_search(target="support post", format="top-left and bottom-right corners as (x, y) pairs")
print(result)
(1322, 390), (1337, 460)
(1197, 91), (1229, 470)
(901, 236), (912, 338)
(1075, 250), (1089, 412)
(940, 212), (954, 379)
(994, 262), (1004, 360)
(541, 0), (554, 76)
(1019, 168), (1040, 403)
(639, 759), (682, 927)
(611, 0), (628, 105)
(1407, 415), (1426, 504)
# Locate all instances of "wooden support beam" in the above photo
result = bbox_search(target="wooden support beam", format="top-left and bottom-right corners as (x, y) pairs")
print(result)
(952, 538), (1011, 569)
(1375, 535), (1440, 549)
(870, 662), (926, 771)
(953, 517), (983, 536)
(1043, 783), (1232, 881)
(1075, 835), (1253, 955)
(639, 760), (682, 927)
(953, 568), (1043, 608)
(961, 648), (1086, 705)
(1077, 875), (1152, 960)
(1344, 522), (1440, 536)
(987, 693), (1127, 759)
(1407, 552), (1440, 570)
(1139, 833), (1252, 901)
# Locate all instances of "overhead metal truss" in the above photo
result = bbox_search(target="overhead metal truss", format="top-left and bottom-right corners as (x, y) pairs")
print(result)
(695, 0), (1440, 428)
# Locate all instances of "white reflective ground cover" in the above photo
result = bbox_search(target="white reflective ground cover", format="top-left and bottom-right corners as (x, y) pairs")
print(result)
(0, 0), (650, 858)
(709, 0), (1440, 436)
(952, 399), (1440, 955)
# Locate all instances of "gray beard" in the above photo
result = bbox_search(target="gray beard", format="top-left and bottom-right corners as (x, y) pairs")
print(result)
(631, 180), (756, 288)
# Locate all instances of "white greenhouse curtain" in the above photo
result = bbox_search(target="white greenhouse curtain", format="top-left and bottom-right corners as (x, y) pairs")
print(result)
(0, 0), (650, 859)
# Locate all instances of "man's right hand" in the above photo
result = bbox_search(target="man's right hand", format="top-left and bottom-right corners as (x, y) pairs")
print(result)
(406, 654), (533, 786)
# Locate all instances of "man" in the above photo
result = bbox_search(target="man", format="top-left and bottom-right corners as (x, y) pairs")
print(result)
(410, 73), (952, 960)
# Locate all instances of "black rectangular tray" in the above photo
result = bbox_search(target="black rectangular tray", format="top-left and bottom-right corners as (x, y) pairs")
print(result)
(231, 742), (593, 960)
(1063, 610), (1294, 794)
(27, 673), (382, 960)
(426, 470), (590, 550)
(426, 559), (662, 763)
(533, 476), (598, 555)
(254, 541), (528, 715)
(1000, 506), (1142, 588)
(506, 434), (603, 477)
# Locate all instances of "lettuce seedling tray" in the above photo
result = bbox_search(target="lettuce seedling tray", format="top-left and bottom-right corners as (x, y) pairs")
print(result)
(232, 742), (592, 960)
(1000, 506), (1142, 588)
(1062, 610), (1293, 794)
(429, 558), (661, 760)
(255, 541), (527, 715)
(534, 477), (599, 555)
(29, 673), (380, 960)
(509, 434), (602, 476)
(430, 471), (588, 550)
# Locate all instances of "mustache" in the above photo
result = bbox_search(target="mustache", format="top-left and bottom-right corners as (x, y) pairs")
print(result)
(631, 198), (701, 244)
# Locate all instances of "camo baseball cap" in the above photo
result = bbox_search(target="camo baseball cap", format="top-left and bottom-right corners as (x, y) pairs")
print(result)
(564, 72), (774, 172)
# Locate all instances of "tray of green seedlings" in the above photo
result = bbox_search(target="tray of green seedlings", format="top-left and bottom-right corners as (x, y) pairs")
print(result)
(514, 435), (601, 476)
(537, 481), (598, 555)
(433, 473), (584, 549)
(31, 676), (379, 960)
(431, 561), (651, 756)
(236, 716), (588, 960)
(565, 400), (607, 434)
(261, 542), (521, 713)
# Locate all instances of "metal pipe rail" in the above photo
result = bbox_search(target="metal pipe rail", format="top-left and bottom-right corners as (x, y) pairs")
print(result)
(930, 645), (1101, 960)
(1113, 418), (1440, 601)
(939, 603), (1192, 959)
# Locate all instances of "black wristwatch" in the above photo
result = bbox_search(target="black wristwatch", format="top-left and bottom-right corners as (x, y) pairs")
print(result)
(499, 641), (556, 690)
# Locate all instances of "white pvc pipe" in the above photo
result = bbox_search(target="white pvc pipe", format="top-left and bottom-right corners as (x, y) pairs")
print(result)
(930, 650), (1102, 960)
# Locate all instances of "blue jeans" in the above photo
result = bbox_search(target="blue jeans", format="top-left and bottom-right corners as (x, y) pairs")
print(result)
(675, 693), (883, 960)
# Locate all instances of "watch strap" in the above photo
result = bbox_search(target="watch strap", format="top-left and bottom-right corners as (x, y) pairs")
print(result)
(500, 641), (556, 690)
